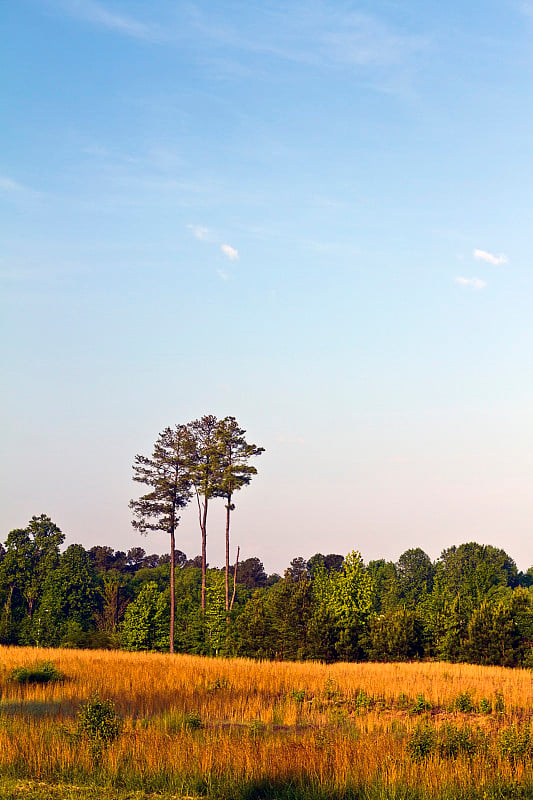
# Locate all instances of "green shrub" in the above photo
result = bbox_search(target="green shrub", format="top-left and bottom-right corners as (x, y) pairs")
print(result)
(184, 710), (202, 730)
(407, 723), (436, 761)
(154, 709), (203, 734)
(438, 723), (477, 758)
(409, 694), (432, 714)
(249, 719), (266, 738)
(499, 724), (532, 762)
(478, 697), (492, 714)
(77, 695), (122, 750)
(494, 690), (505, 713)
(291, 689), (306, 704)
(397, 692), (411, 710)
(454, 691), (475, 713)
(354, 689), (373, 711)
(9, 661), (64, 685)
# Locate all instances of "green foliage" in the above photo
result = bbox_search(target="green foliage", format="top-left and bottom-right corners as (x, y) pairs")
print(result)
(407, 723), (437, 760)
(205, 570), (228, 653)
(478, 697), (492, 714)
(184, 710), (203, 730)
(248, 719), (266, 738)
(9, 661), (64, 684)
(409, 694), (432, 714)
(313, 550), (374, 626)
(466, 601), (520, 666)
(77, 695), (122, 747)
(367, 608), (424, 661)
(499, 724), (533, 762)
(151, 709), (203, 734)
(453, 691), (475, 713)
(121, 581), (169, 651)
(291, 689), (306, 704)
(437, 723), (479, 758)
(354, 689), (373, 711)
(396, 548), (435, 608)
(494, 691), (505, 713)
(310, 551), (374, 660)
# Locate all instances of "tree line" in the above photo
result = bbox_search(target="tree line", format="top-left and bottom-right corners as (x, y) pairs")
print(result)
(1, 513), (533, 667)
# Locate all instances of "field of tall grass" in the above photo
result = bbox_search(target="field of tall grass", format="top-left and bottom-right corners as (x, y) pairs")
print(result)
(0, 646), (532, 799)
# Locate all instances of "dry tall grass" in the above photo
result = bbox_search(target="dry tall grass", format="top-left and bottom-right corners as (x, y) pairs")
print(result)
(0, 647), (532, 797)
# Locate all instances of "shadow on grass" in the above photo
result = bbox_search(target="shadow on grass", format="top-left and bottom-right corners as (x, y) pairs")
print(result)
(0, 700), (67, 718)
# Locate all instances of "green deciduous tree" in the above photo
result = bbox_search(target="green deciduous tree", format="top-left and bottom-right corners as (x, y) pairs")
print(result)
(121, 581), (169, 651)
(0, 515), (64, 643)
(38, 544), (99, 647)
(396, 548), (435, 608)
(130, 425), (193, 653)
(312, 550), (375, 660)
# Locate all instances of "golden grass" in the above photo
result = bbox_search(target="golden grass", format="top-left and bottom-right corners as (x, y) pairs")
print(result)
(0, 647), (532, 797)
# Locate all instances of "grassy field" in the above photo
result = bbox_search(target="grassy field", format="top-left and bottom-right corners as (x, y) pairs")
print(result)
(0, 646), (532, 799)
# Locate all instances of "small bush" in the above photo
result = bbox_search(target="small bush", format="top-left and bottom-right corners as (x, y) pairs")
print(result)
(438, 723), (478, 759)
(323, 679), (343, 703)
(77, 695), (122, 749)
(499, 724), (533, 762)
(155, 709), (203, 734)
(354, 689), (373, 711)
(184, 710), (202, 730)
(454, 691), (475, 713)
(397, 692), (411, 710)
(249, 719), (266, 738)
(479, 697), (492, 714)
(494, 691), (505, 713)
(9, 661), (64, 685)
(291, 689), (306, 704)
(409, 694), (432, 714)
(407, 723), (436, 761)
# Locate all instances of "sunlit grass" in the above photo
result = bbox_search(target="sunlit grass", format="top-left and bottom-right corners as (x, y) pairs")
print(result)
(0, 646), (532, 799)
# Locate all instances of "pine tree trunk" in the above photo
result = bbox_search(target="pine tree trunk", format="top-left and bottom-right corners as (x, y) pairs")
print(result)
(201, 499), (208, 612)
(225, 494), (231, 612)
(170, 529), (175, 653)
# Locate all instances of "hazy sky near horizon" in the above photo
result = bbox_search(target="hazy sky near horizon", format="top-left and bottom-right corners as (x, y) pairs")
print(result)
(2, 0), (533, 574)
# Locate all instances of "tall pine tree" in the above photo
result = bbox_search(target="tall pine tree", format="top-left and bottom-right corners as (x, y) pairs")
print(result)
(130, 425), (193, 653)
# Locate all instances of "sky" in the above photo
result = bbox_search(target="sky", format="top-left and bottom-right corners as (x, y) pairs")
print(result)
(2, 0), (533, 575)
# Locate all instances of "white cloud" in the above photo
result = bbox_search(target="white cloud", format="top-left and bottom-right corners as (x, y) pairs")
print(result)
(221, 244), (239, 261)
(188, 224), (209, 241)
(217, 269), (229, 281)
(455, 277), (486, 289)
(59, 0), (161, 41)
(0, 176), (26, 193)
(473, 248), (508, 265)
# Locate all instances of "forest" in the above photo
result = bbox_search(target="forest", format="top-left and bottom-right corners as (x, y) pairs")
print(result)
(1, 512), (532, 667)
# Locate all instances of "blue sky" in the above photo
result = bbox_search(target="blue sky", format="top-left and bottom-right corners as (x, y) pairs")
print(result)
(2, 0), (533, 573)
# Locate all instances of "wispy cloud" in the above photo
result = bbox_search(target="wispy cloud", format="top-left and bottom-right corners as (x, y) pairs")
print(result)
(455, 277), (486, 289)
(0, 175), (28, 193)
(221, 244), (239, 261)
(191, 4), (428, 72)
(217, 268), (229, 281)
(57, 1), (428, 93)
(473, 248), (508, 265)
(188, 224), (210, 241)
(58, 0), (162, 41)
(0, 174), (42, 203)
